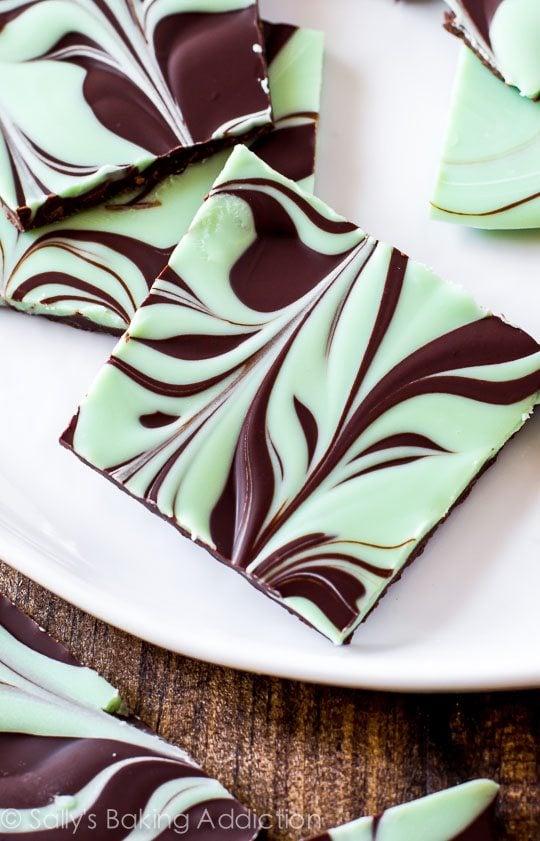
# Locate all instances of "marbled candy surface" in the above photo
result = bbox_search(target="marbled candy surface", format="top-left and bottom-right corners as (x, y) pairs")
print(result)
(0, 690), (260, 840)
(445, 0), (540, 99)
(432, 46), (540, 229)
(0, 0), (271, 230)
(62, 146), (540, 645)
(308, 780), (499, 841)
(0, 595), (259, 841)
(0, 23), (323, 333)
(0, 592), (120, 711)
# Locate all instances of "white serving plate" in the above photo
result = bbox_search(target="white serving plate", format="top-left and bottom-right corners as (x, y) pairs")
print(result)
(1, 0), (539, 691)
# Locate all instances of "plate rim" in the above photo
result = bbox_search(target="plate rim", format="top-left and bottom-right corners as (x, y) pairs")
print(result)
(3, 538), (539, 692)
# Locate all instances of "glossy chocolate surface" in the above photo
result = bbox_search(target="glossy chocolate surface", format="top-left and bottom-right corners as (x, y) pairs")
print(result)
(0, 22), (323, 332)
(0, 0), (271, 229)
(445, 0), (540, 99)
(62, 147), (540, 644)
(0, 598), (259, 841)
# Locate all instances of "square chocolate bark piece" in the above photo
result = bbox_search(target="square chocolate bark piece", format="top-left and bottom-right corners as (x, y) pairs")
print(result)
(62, 146), (540, 645)
(0, 0), (271, 230)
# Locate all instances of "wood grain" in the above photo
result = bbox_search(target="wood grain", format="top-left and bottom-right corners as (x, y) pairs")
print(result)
(1, 560), (538, 840)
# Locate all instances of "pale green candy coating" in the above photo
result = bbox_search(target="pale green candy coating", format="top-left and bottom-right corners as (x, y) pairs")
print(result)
(0, 682), (185, 755)
(491, 0), (540, 99)
(0, 161), (229, 332)
(317, 780), (499, 841)
(446, 0), (540, 99)
(0, 595), (257, 840)
(63, 146), (540, 645)
(0, 23), (323, 331)
(432, 46), (540, 229)
(0, 681), (256, 840)
(0, 595), (120, 711)
(0, 0), (271, 228)
(265, 25), (324, 193)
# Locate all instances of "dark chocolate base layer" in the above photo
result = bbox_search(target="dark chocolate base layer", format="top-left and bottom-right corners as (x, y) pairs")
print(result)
(444, 12), (505, 85)
(1, 304), (125, 337)
(445, 14), (540, 102)
(6, 124), (272, 233)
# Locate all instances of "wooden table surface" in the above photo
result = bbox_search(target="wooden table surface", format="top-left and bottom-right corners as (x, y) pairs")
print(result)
(1, 560), (538, 840)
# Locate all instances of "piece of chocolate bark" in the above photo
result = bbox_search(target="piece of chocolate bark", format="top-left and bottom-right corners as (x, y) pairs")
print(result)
(0, 592), (120, 710)
(432, 45), (540, 229)
(307, 780), (499, 841)
(251, 22), (323, 193)
(61, 146), (540, 645)
(0, 23), (323, 334)
(0, 0), (271, 231)
(0, 594), (260, 841)
(444, 0), (540, 99)
(0, 697), (260, 841)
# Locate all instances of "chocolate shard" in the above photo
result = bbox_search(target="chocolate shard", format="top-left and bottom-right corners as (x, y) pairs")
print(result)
(0, 592), (120, 711)
(0, 596), (260, 841)
(61, 146), (540, 645)
(307, 780), (499, 841)
(444, 1), (540, 99)
(0, 0), (272, 231)
(432, 45), (540, 229)
(0, 22), (323, 333)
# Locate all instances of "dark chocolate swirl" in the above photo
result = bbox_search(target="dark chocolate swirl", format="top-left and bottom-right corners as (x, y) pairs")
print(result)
(0, 689), (258, 841)
(62, 147), (540, 644)
(0, 0), (271, 229)
(0, 22), (322, 332)
(0, 593), (120, 710)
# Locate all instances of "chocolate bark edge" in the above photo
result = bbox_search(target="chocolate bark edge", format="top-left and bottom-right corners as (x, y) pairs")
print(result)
(0, 591), (80, 665)
(444, 11), (505, 86)
(59, 421), (517, 649)
(5, 125), (272, 233)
